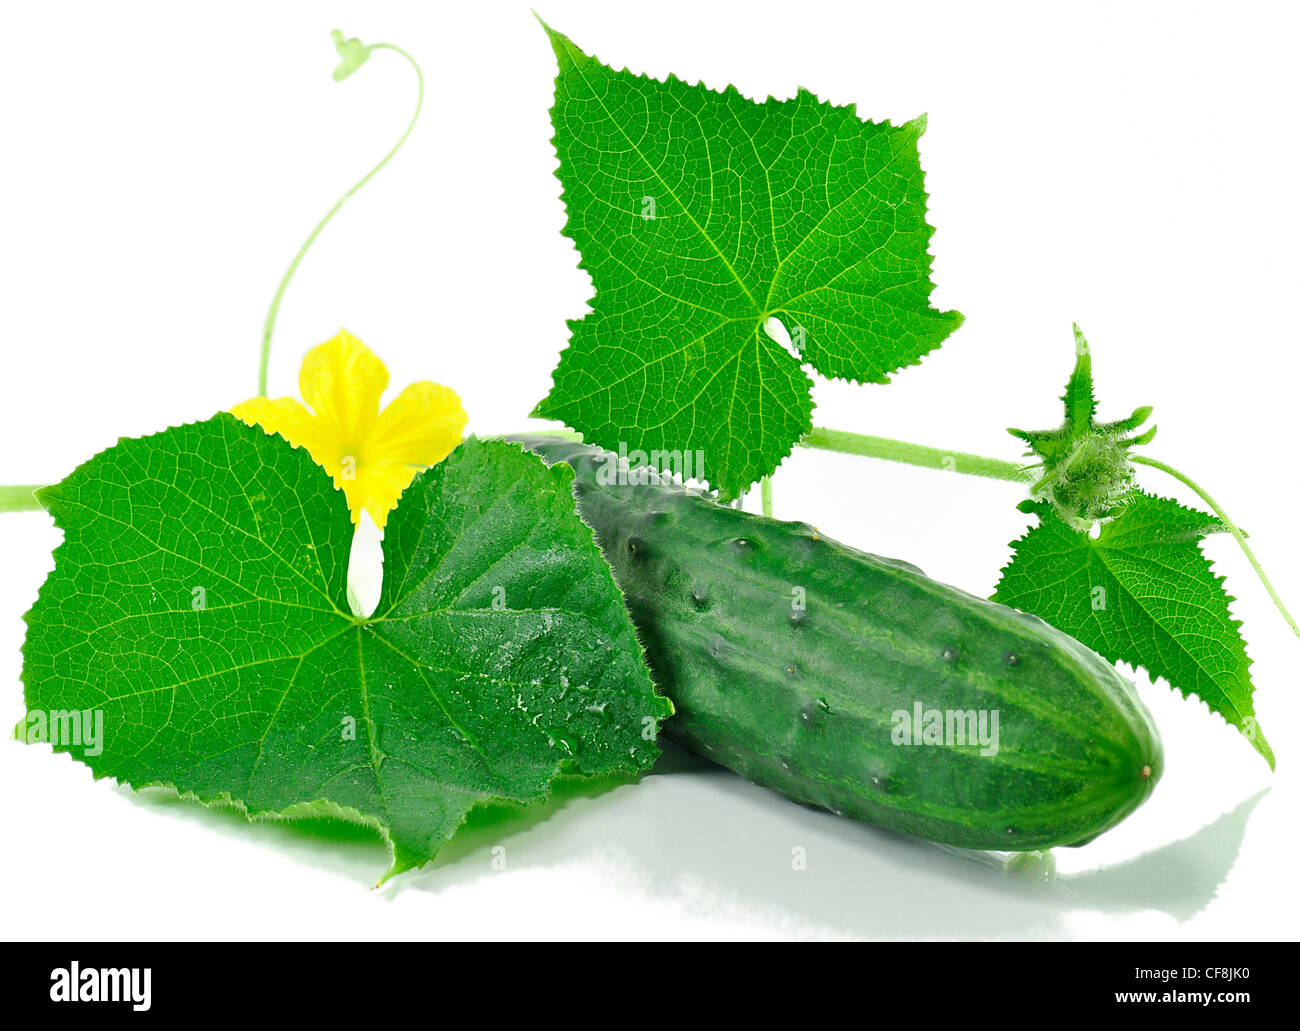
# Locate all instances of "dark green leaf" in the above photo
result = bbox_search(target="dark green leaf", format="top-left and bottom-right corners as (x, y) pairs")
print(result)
(533, 23), (962, 499)
(20, 416), (670, 879)
(993, 492), (1272, 767)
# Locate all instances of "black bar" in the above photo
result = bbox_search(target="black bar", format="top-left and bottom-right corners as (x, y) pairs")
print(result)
(1, 946), (1281, 1018)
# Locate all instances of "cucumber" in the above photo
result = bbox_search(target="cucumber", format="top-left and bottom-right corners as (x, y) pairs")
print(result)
(512, 436), (1162, 850)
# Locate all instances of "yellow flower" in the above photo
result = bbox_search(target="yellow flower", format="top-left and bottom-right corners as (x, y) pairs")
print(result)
(232, 330), (467, 528)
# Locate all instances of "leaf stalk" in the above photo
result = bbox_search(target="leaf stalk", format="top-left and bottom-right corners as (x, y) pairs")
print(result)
(799, 426), (1033, 483)
(0, 486), (43, 513)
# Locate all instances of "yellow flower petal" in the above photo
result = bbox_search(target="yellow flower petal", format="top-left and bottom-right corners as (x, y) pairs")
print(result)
(232, 393), (351, 488)
(369, 381), (468, 470)
(231, 395), (330, 456)
(231, 332), (468, 529)
(338, 466), (383, 529)
(298, 329), (389, 447)
(346, 383), (468, 528)
(354, 463), (418, 529)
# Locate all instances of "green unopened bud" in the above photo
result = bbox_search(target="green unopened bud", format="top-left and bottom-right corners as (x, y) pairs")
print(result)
(1009, 326), (1154, 532)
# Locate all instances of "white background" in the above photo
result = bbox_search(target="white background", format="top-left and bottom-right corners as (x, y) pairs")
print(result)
(1, 0), (1297, 941)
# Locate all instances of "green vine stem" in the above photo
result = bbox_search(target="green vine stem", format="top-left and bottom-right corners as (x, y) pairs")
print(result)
(257, 33), (424, 397)
(0, 486), (42, 514)
(5, 424), (1295, 642)
(803, 426), (1297, 641)
(799, 426), (1032, 483)
(1131, 455), (1300, 642)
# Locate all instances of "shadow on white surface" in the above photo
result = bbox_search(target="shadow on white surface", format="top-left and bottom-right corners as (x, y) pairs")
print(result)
(399, 744), (1265, 938)
(121, 744), (1264, 938)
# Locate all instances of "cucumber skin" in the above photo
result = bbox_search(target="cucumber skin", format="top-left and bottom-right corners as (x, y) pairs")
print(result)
(513, 437), (1162, 851)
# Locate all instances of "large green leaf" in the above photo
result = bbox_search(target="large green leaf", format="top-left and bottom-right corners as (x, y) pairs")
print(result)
(993, 493), (1272, 767)
(533, 23), (963, 499)
(20, 416), (670, 879)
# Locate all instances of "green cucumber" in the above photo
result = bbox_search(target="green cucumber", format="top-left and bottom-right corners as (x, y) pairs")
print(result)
(512, 436), (1162, 851)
